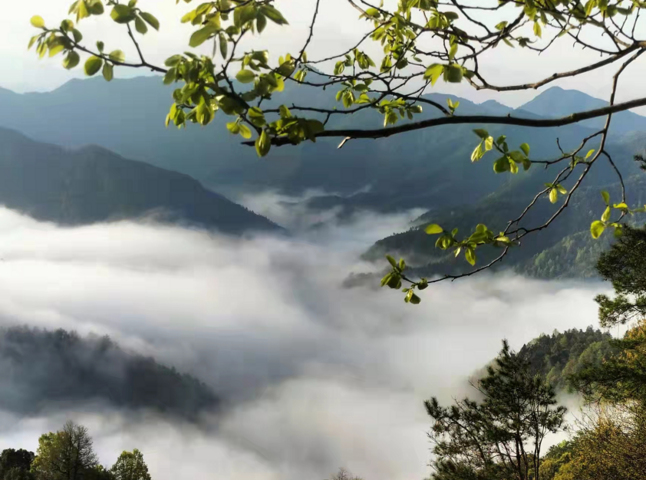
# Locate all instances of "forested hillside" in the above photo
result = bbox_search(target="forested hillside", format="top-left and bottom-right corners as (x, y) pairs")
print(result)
(518, 328), (614, 391)
(0, 127), (279, 234)
(0, 326), (218, 419)
(472, 328), (614, 393)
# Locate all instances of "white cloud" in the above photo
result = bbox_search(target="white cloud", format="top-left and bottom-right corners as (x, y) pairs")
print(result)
(0, 205), (609, 480)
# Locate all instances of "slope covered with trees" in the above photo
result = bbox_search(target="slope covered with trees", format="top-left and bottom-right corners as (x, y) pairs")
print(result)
(0, 127), (279, 234)
(518, 328), (613, 392)
(0, 326), (218, 420)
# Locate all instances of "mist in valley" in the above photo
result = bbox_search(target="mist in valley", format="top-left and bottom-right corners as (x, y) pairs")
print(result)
(0, 196), (609, 480)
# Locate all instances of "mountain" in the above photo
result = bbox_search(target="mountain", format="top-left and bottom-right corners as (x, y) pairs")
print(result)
(0, 326), (218, 419)
(1, 78), (638, 212)
(519, 86), (646, 134)
(363, 155), (646, 279)
(0, 127), (279, 234)
(471, 328), (614, 393)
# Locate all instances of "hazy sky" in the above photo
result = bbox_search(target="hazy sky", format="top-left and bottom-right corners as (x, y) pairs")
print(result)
(4, 0), (646, 108)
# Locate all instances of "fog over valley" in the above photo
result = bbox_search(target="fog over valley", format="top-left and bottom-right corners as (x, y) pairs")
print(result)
(0, 202), (607, 480)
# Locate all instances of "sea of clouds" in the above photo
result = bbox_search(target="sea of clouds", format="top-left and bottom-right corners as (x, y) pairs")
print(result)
(0, 198), (610, 480)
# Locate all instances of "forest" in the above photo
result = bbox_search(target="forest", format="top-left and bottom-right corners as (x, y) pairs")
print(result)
(0, 421), (150, 480)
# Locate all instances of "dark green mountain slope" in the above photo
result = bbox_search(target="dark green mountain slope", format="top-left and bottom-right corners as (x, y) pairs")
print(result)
(0, 326), (218, 419)
(364, 165), (646, 279)
(518, 328), (613, 391)
(472, 328), (614, 393)
(0, 127), (279, 234)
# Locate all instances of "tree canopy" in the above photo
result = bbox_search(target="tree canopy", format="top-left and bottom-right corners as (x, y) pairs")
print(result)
(27, 0), (646, 301)
(110, 450), (151, 480)
(426, 340), (566, 480)
(31, 421), (99, 480)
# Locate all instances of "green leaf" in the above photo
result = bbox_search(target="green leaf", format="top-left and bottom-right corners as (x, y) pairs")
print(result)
(63, 51), (81, 70)
(236, 70), (256, 83)
(586, 149), (595, 159)
(219, 33), (228, 58)
(84, 56), (103, 76)
(465, 248), (476, 266)
(601, 191), (610, 205)
(189, 25), (217, 48)
(248, 107), (266, 127)
(255, 130), (271, 157)
(165, 55), (182, 67)
(260, 5), (288, 25)
(448, 43), (458, 61)
(493, 157), (510, 173)
(87, 0), (104, 15)
(238, 123), (252, 139)
(48, 43), (65, 58)
(591, 220), (605, 239)
(520, 143), (530, 156)
(425, 224), (443, 235)
(484, 136), (494, 151)
(601, 206), (611, 222)
(424, 64), (444, 86)
(28, 35), (40, 50)
(102, 62), (114, 81)
(443, 64), (463, 83)
(135, 15), (148, 34)
(473, 129), (489, 139)
(31, 16), (46, 28)
(549, 188), (558, 204)
(226, 122), (240, 135)
(110, 5), (136, 24)
(409, 293), (421, 305)
(235, 5), (257, 27)
(163, 68), (176, 85)
(139, 12), (160, 30)
(256, 13), (267, 33)
(108, 50), (125, 63)
(386, 255), (397, 268)
(471, 142), (484, 162)
(533, 21), (542, 37)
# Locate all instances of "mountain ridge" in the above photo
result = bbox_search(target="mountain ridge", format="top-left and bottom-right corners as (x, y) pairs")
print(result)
(0, 126), (281, 234)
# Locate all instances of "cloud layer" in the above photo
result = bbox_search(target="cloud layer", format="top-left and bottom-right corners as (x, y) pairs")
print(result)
(0, 205), (608, 480)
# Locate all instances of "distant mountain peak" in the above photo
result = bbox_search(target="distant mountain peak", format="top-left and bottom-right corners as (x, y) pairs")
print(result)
(517, 85), (646, 133)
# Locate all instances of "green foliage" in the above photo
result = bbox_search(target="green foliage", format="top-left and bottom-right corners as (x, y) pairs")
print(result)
(31, 421), (98, 480)
(0, 424), (149, 480)
(0, 450), (34, 480)
(542, 405), (646, 480)
(426, 340), (566, 480)
(111, 450), (150, 480)
(516, 327), (613, 392)
(574, 320), (646, 404)
(595, 225), (646, 326)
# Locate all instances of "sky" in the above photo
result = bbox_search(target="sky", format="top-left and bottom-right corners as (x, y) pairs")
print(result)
(0, 199), (614, 480)
(3, 0), (646, 108)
